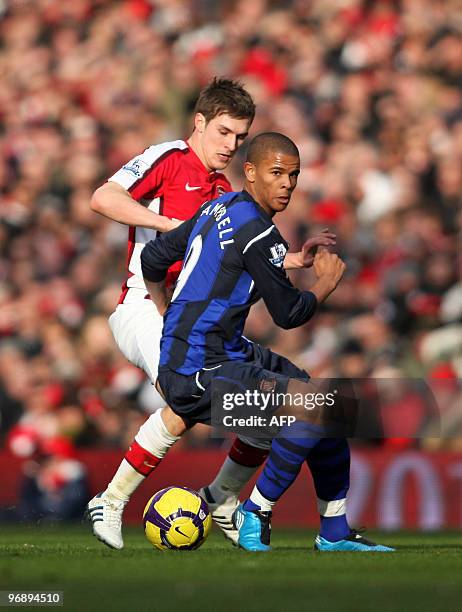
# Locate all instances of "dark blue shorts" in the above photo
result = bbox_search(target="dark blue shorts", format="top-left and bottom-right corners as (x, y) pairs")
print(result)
(157, 343), (309, 425)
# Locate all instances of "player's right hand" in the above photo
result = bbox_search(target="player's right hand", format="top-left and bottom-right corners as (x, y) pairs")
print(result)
(313, 249), (346, 288)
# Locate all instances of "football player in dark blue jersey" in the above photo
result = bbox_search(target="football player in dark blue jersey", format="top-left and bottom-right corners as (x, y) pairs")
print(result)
(141, 132), (394, 553)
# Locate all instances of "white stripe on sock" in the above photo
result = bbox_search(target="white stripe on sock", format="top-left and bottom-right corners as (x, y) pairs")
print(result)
(250, 486), (274, 512)
(317, 497), (346, 517)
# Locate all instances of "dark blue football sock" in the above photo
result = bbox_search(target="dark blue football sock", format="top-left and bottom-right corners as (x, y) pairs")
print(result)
(252, 422), (321, 505)
(306, 438), (351, 541)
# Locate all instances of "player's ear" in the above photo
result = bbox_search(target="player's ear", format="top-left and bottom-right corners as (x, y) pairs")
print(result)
(194, 113), (206, 134)
(244, 161), (256, 183)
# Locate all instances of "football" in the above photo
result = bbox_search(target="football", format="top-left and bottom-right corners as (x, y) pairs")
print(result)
(143, 486), (212, 550)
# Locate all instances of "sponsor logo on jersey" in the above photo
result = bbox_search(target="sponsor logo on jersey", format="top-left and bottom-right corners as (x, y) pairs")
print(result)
(269, 243), (287, 268)
(123, 157), (149, 178)
(185, 182), (201, 191)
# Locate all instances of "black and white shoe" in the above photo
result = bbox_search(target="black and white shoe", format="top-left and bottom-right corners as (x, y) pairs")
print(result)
(199, 486), (239, 545)
(85, 492), (127, 550)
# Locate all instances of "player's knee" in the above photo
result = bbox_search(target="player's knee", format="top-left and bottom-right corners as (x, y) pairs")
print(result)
(160, 406), (190, 436)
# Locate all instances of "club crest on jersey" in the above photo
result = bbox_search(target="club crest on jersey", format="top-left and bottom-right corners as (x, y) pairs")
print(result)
(216, 185), (226, 196)
(259, 377), (277, 393)
(269, 243), (287, 268)
(123, 158), (149, 178)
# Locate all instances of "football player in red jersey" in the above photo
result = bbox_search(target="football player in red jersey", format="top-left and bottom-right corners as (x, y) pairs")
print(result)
(86, 78), (335, 549)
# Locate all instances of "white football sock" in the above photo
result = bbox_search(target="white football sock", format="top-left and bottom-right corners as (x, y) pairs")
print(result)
(135, 408), (180, 457)
(105, 459), (145, 503)
(105, 410), (180, 503)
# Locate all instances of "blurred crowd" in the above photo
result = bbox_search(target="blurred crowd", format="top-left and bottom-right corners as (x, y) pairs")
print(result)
(1, 0), (461, 471)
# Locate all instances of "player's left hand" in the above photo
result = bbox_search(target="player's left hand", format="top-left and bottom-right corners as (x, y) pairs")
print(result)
(300, 228), (336, 268)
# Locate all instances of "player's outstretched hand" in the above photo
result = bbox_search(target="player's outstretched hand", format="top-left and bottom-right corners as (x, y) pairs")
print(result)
(300, 228), (336, 268)
(313, 248), (346, 289)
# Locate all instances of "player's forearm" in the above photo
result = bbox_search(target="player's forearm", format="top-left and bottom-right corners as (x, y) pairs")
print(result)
(283, 252), (303, 270)
(309, 277), (338, 304)
(90, 183), (175, 232)
(141, 221), (191, 284)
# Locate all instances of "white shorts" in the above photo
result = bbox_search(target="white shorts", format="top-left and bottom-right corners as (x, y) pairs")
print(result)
(108, 298), (163, 385)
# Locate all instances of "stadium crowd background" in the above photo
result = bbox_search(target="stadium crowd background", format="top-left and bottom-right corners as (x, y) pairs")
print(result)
(1, 0), (461, 469)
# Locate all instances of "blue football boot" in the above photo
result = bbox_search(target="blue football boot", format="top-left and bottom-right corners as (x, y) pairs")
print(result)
(314, 529), (395, 552)
(232, 503), (272, 552)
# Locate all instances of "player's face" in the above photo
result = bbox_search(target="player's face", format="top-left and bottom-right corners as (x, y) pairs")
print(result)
(245, 152), (300, 217)
(195, 113), (251, 172)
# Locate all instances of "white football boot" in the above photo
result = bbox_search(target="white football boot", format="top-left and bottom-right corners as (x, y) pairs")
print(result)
(199, 486), (239, 545)
(85, 492), (127, 550)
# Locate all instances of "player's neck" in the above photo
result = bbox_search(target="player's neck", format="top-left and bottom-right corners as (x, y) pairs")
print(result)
(187, 133), (214, 173)
(244, 184), (276, 218)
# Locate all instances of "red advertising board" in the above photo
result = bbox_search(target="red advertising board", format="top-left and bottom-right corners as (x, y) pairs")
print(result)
(1, 448), (462, 528)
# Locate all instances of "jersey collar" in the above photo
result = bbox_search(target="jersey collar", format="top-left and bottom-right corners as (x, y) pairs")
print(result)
(241, 190), (275, 222)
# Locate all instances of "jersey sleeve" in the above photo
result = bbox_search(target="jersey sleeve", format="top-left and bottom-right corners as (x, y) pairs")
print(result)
(108, 141), (186, 201)
(141, 214), (198, 283)
(240, 223), (317, 329)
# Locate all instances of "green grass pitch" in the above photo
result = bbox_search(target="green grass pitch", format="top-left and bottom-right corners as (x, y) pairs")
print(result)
(1, 525), (462, 611)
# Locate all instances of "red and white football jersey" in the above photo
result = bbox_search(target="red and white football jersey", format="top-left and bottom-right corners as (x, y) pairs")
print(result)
(109, 140), (231, 303)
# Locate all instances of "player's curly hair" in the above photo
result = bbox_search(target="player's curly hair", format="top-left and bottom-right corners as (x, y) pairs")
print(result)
(194, 77), (256, 123)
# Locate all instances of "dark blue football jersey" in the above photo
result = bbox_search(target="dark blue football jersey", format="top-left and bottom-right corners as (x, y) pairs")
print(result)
(141, 190), (317, 375)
